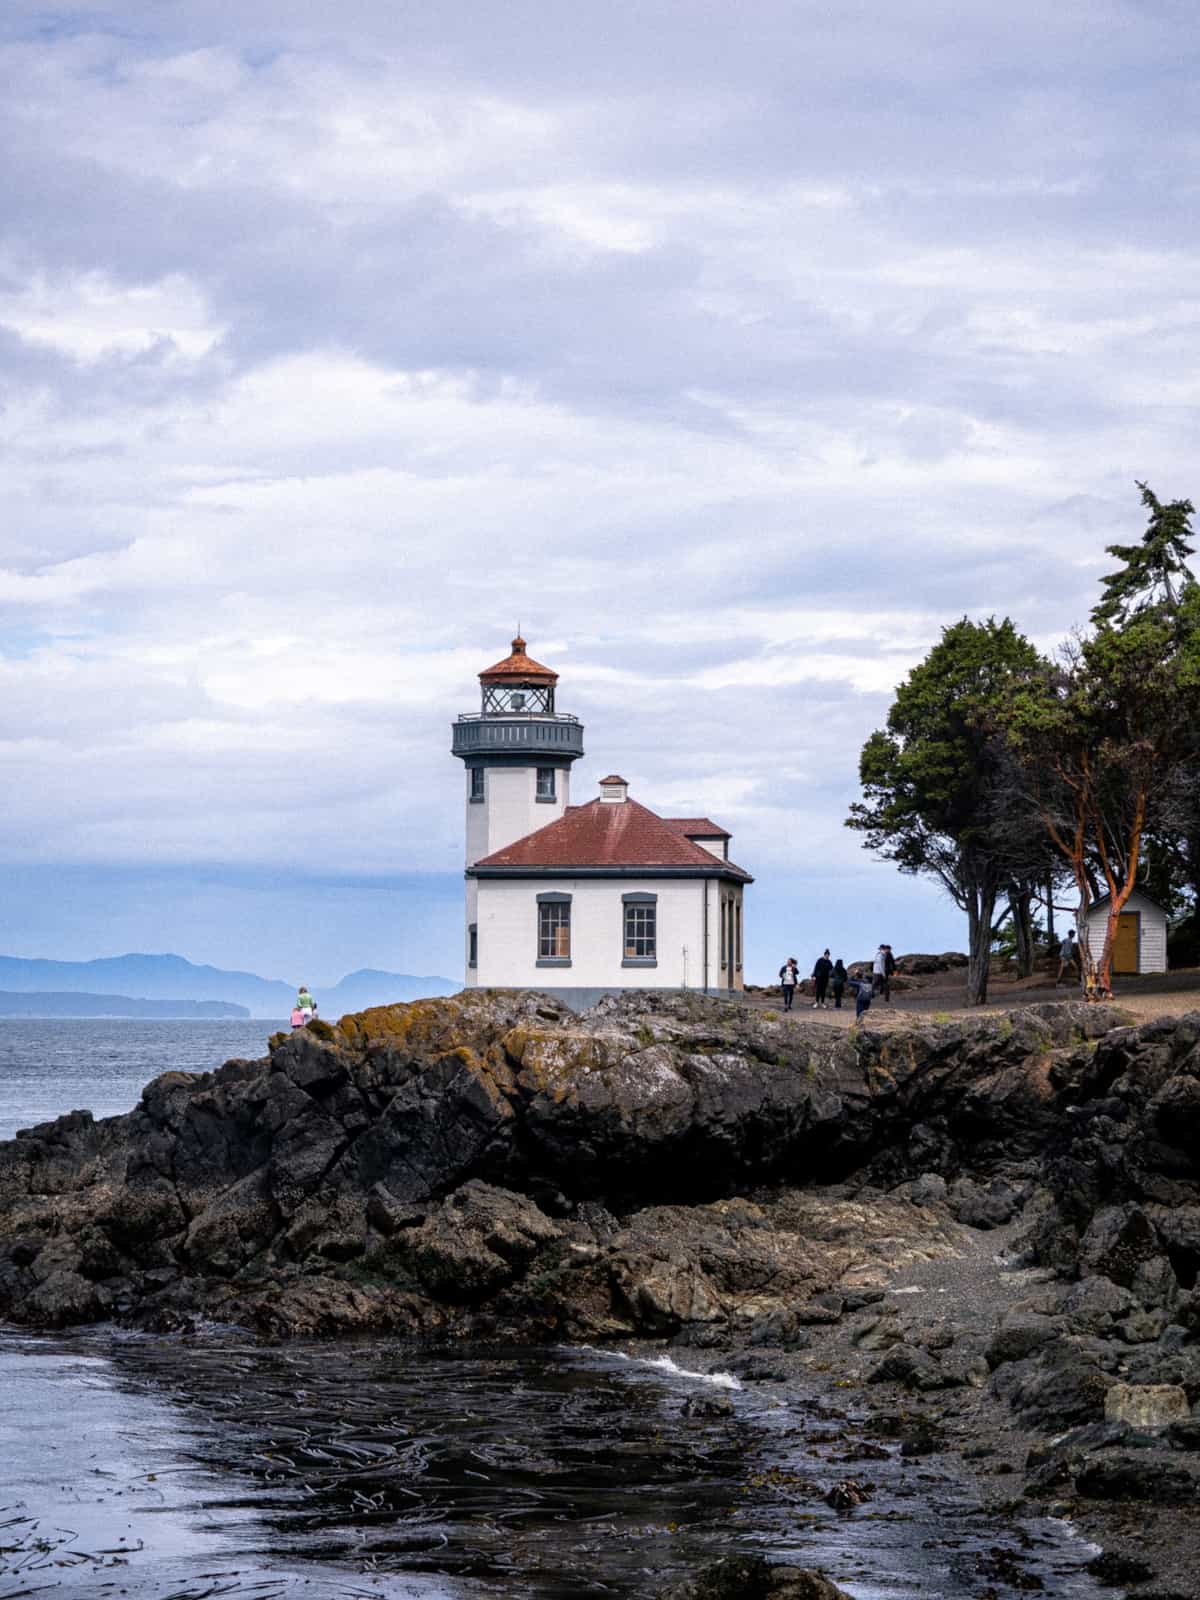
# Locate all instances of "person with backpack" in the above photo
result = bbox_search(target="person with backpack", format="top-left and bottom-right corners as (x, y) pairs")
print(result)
(811, 949), (833, 1008)
(847, 973), (873, 1021)
(778, 957), (800, 1012)
(830, 959), (848, 1009)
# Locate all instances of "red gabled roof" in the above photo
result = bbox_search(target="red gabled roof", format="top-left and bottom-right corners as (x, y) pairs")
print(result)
(665, 816), (731, 840)
(473, 797), (750, 878)
(479, 636), (558, 684)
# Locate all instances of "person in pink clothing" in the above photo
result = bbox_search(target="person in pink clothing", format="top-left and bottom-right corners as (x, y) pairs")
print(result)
(290, 1006), (305, 1030)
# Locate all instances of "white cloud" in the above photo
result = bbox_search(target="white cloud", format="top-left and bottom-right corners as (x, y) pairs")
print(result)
(0, 266), (223, 362)
(0, 1), (1197, 972)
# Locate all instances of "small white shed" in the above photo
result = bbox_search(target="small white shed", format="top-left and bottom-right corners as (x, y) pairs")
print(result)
(1085, 889), (1169, 975)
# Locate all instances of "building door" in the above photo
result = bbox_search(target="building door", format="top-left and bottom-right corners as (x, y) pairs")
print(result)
(1112, 912), (1139, 974)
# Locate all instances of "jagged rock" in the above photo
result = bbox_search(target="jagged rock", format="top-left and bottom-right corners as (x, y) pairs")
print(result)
(866, 1344), (950, 1390)
(1075, 1453), (1200, 1503)
(0, 990), (1184, 1357)
(947, 1176), (1024, 1229)
(1061, 1274), (1140, 1334)
(1104, 1384), (1190, 1428)
(985, 1315), (1063, 1369)
(681, 1393), (734, 1418)
(657, 1555), (854, 1600)
(991, 1340), (1115, 1430)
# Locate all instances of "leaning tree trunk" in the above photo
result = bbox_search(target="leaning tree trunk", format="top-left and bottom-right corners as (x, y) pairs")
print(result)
(965, 884), (997, 1006)
(1010, 887), (1035, 979)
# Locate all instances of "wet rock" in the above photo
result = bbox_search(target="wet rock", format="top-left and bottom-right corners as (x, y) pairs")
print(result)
(727, 1352), (790, 1383)
(23, 1267), (111, 1326)
(867, 1344), (947, 1390)
(1074, 1453), (1200, 1503)
(376, 1181), (563, 1303)
(657, 1555), (854, 1600)
(824, 1477), (872, 1509)
(681, 1393), (735, 1419)
(991, 1340), (1114, 1430)
(1084, 1550), (1155, 1585)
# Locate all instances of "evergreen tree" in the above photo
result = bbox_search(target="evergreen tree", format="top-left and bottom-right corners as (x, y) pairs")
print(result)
(1093, 482), (1196, 626)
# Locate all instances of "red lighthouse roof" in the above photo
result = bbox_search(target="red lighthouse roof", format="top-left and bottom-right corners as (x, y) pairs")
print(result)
(472, 796), (752, 880)
(478, 635), (559, 684)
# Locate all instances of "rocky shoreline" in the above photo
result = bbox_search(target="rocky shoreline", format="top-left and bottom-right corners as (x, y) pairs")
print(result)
(2, 990), (1198, 1596)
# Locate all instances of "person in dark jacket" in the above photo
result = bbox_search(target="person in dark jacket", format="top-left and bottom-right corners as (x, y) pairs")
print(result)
(830, 959), (848, 1009)
(847, 974), (873, 1020)
(811, 949), (833, 1008)
(881, 945), (896, 1002)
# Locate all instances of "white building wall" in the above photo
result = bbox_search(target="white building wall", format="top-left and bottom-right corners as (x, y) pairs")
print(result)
(474, 877), (714, 991)
(1084, 890), (1168, 974)
(464, 877), (479, 988)
(464, 764), (569, 867)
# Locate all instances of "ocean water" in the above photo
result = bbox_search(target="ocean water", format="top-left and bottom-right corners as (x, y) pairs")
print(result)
(0, 1017), (281, 1142)
(0, 1022), (1106, 1598)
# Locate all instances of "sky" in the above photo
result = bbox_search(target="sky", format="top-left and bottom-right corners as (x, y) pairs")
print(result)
(1, 1), (1198, 988)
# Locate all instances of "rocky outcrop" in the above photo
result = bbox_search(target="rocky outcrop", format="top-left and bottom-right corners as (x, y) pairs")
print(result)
(658, 1557), (854, 1600)
(0, 989), (1176, 1347)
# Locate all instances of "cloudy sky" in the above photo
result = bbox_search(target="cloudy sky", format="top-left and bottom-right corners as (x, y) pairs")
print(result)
(1, 0), (1197, 988)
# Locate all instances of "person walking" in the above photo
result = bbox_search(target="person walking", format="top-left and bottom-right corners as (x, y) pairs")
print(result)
(882, 944), (896, 1002)
(1055, 931), (1080, 986)
(830, 959), (848, 1009)
(872, 945), (888, 999)
(812, 949), (833, 1008)
(848, 973), (873, 1021)
(778, 957), (800, 1012)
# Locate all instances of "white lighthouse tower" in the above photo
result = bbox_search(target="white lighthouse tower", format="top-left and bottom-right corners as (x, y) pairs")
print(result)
(450, 636), (585, 980)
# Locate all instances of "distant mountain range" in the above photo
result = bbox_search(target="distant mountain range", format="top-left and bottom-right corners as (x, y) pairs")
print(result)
(0, 954), (459, 1019)
(0, 991), (249, 1019)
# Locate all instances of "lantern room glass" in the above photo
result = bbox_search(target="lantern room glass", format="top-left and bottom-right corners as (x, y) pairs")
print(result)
(482, 683), (555, 714)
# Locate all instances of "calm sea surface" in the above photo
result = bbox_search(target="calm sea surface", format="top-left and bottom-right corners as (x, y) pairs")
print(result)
(0, 1017), (282, 1142)
(0, 1022), (1105, 1598)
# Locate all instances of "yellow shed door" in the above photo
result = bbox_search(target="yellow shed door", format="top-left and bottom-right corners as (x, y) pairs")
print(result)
(1112, 913), (1139, 973)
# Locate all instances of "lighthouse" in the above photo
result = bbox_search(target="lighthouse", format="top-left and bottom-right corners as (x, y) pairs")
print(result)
(451, 636), (751, 1005)
(451, 636), (586, 974)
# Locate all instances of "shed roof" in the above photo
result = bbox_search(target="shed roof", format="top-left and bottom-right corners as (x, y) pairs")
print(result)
(1085, 888), (1170, 916)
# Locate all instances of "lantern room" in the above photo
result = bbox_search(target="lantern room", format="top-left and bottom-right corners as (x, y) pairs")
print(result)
(478, 636), (558, 715)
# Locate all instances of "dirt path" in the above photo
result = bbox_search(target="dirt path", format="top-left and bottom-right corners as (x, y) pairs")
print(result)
(743, 965), (1200, 1030)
